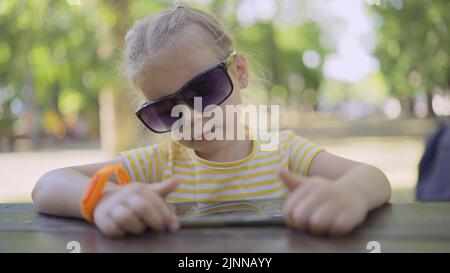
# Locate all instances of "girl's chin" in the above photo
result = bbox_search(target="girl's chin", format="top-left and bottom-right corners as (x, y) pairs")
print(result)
(178, 139), (222, 149)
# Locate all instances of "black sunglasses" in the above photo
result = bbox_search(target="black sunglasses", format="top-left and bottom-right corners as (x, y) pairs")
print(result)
(135, 49), (237, 133)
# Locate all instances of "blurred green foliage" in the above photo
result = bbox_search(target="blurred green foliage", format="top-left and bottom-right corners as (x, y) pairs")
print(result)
(0, 0), (329, 146)
(371, 0), (449, 113)
(0, 0), (448, 149)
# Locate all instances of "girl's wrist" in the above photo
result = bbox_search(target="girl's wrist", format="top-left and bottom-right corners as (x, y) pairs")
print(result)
(91, 183), (119, 223)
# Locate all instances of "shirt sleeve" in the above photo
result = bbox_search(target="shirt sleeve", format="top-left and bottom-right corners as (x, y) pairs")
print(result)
(285, 131), (324, 176)
(120, 143), (169, 184)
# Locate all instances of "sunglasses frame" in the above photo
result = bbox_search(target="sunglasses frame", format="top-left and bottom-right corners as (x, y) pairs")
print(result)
(135, 49), (238, 133)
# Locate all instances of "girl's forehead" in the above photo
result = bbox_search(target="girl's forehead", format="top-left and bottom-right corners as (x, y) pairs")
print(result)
(137, 39), (222, 101)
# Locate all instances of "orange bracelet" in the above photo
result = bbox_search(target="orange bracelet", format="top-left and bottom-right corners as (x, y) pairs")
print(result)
(80, 164), (131, 223)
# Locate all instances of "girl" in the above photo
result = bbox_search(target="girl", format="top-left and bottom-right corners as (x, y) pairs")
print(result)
(32, 4), (391, 237)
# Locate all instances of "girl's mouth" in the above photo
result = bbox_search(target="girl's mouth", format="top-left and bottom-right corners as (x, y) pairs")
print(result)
(194, 125), (217, 140)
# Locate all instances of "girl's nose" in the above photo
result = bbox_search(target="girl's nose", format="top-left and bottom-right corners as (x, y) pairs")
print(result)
(175, 100), (201, 126)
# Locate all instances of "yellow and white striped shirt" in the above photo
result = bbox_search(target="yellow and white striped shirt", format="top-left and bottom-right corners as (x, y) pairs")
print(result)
(120, 130), (324, 202)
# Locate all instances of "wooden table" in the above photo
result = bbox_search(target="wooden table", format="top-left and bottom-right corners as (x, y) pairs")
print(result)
(1, 203), (449, 252)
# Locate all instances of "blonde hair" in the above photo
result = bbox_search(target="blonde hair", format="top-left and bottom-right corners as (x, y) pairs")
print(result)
(122, 3), (270, 109)
(123, 3), (235, 85)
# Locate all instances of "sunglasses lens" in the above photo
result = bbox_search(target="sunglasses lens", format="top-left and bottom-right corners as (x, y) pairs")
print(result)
(182, 67), (232, 110)
(138, 99), (180, 133)
(137, 66), (233, 133)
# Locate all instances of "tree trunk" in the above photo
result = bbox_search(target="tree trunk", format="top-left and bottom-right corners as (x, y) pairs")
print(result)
(400, 97), (414, 117)
(25, 55), (41, 149)
(100, 0), (140, 157)
(426, 92), (436, 118)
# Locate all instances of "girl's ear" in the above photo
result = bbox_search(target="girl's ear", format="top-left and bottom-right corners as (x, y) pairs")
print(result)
(231, 53), (249, 89)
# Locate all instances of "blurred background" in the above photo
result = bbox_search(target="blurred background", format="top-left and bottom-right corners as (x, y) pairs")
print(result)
(0, 0), (449, 203)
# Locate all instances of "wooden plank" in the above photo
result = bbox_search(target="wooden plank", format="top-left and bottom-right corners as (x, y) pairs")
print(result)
(1, 203), (450, 252)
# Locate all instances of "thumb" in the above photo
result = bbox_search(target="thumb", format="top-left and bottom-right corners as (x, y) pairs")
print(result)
(277, 168), (307, 191)
(151, 177), (179, 197)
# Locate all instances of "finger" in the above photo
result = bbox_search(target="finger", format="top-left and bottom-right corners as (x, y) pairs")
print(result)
(125, 194), (165, 232)
(277, 169), (308, 191)
(307, 204), (338, 235)
(96, 213), (125, 238)
(283, 184), (314, 225)
(123, 195), (159, 230)
(330, 213), (361, 236)
(110, 204), (146, 235)
(151, 178), (179, 197)
(150, 196), (179, 232)
(289, 192), (323, 230)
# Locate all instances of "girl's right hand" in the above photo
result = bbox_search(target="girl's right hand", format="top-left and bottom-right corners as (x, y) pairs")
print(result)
(92, 178), (180, 237)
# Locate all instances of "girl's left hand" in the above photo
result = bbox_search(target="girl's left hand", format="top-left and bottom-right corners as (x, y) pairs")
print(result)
(277, 169), (369, 236)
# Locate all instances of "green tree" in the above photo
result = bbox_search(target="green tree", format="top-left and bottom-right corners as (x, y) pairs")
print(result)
(371, 0), (449, 116)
